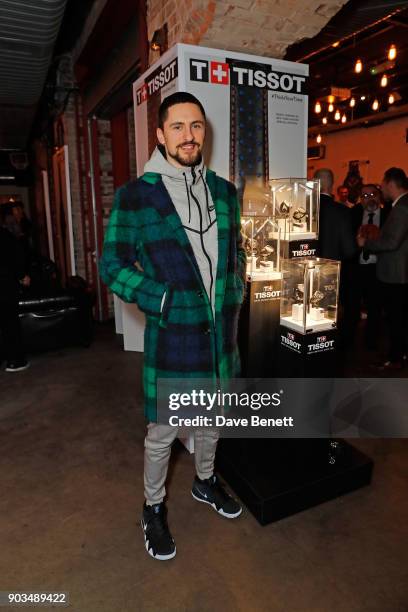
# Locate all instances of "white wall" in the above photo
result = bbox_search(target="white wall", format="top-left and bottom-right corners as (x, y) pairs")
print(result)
(307, 116), (408, 190)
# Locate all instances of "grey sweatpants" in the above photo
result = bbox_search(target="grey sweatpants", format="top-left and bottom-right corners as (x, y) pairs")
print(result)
(144, 423), (220, 506)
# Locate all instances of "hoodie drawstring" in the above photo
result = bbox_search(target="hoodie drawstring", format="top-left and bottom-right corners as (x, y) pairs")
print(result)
(199, 169), (212, 226)
(183, 172), (192, 224)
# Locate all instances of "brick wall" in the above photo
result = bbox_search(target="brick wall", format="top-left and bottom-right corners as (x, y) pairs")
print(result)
(147, 0), (347, 59)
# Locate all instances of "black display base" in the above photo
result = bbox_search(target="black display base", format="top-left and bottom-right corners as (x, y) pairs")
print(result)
(216, 438), (373, 525)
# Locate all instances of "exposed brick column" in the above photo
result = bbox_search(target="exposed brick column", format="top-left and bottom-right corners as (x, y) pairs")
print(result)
(147, 0), (347, 60)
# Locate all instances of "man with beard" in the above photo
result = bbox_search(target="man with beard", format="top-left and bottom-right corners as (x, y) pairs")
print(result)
(100, 92), (245, 561)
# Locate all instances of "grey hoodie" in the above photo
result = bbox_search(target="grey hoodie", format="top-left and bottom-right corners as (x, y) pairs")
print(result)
(144, 147), (218, 316)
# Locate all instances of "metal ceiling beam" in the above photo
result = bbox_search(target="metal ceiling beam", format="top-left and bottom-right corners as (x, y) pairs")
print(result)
(0, 0), (68, 149)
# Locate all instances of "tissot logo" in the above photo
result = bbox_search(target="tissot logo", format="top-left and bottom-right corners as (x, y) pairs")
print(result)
(136, 59), (178, 105)
(307, 337), (335, 353)
(254, 288), (281, 300)
(281, 333), (301, 351)
(210, 61), (229, 84)
(189, 58), (307, 94)
(292, 246), (316, 257)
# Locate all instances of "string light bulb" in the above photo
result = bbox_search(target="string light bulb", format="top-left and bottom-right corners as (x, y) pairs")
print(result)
(328, 103), (334, 113)
(350, 97), (356, 108)
(314, 101), (322, 114)
(372, 99), (379, 111)
(316, 134), (322, 144)
(334, 109), (341, 121)
(388, 93), (395, 105)
(388, 44), (397, 61)
(322, 117), (328, 125)
(380, 74), (388, 87)
(360, 95), (366, 101)
(341, 114), (347, 124)
(354, 58), (363, 73)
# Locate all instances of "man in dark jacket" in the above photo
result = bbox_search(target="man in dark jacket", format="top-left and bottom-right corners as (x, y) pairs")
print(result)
(358, 167), (408, 369)
(314, 168), (356, 261)
(0, 225), (30, 371)
(314, 169), (357, 346)
(349, 184), (389, 349)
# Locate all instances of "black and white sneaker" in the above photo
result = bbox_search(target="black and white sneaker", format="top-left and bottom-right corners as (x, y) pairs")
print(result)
(192, 474), (242, 518)
(141, 502), (176, 561)
(5, 360), (30, 372)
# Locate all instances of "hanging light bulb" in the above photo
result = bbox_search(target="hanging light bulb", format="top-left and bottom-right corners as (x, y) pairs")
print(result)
(316, 134), (322, 144)
(360, 95), (366, 101)
(388, 93), (395, 105)
(350, 97), (356, 108)
(314, 101), (322, 114)
(328, 103), (334, 113)
(354, 58), (363, 73)
(341, 114), (347, 124)
(380, 74), (388, 87)
(334, 109), (341, 121)
(322, 117), (328, 125)
(372, 99), (379, 111)
(388, 44), (397, 61)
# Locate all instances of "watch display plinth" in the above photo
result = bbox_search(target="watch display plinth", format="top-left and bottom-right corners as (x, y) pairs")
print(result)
(238, 279), (281, 377)
(216, 438), (373, 525)
(280, 315), (335, 334)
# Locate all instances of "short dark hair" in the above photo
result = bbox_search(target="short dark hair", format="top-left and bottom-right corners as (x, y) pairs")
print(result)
(158, 92), (206, 129)
(383, 167), (408, 189)
(361, 183), (381, 195)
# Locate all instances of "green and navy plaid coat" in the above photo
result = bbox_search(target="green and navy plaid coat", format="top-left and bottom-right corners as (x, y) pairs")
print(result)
(100, 169), (246, 422)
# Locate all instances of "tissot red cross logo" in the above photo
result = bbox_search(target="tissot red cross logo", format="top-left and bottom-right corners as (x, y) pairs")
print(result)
(141, 84), (148, 101)
(210, 62), (229, 84)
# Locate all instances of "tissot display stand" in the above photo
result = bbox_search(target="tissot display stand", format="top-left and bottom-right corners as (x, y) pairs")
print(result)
(238, 214), (282, 376)
(278, 256), (340, 376)
(221, 253), (373, 525)
(270, 178), (320, 259)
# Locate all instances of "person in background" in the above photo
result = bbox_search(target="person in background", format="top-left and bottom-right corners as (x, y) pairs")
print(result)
(0, 218), (30, 372)
(350, 184), (389, 350)
(3, 202), (33, 270)
(337, 184), (354, 209)
(358, 167), (408, 370)
(315, 169), (356, 261)
(314, 169), (357, 348)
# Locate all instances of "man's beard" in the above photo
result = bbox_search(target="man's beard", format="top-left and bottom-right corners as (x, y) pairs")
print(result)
(168, 142), (202, 167)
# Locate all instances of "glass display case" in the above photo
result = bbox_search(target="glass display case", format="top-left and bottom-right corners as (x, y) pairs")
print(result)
(241, 215), (282, 281)
(269, 178), (320, 241)
(280, 257), (340, 334)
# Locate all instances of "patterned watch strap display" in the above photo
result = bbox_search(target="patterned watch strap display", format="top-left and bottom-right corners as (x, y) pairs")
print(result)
(228, 59), (269, 202)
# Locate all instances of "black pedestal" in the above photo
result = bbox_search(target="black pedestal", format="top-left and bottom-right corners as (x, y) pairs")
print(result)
(238, 279), (281, 376)
(216, 438), (373, 525)
(278, 326), (338, 376)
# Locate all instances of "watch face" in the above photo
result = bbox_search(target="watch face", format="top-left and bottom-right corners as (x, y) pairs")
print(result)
(292, 207), (307, 222)
(294, 287), (304, 302)
(310, 290), (324, 307)
(279, 200), (291, 215)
